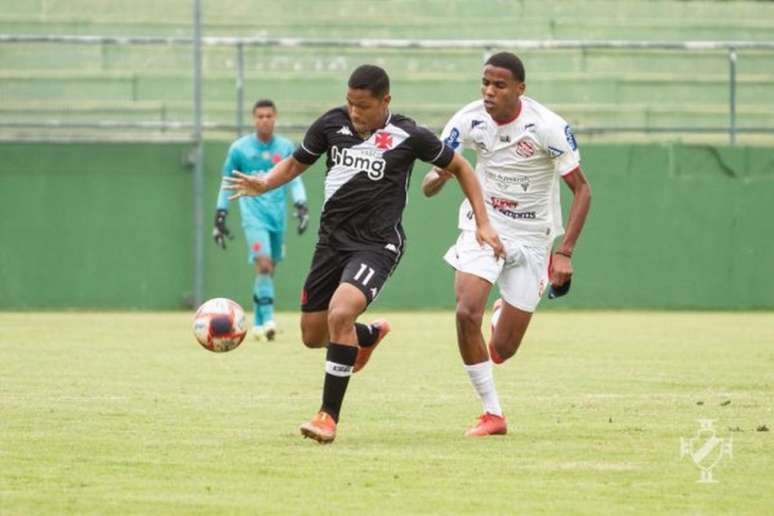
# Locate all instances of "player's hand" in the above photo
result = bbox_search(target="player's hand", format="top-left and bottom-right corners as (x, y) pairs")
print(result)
(294, 201), (309, 235)
(212, 209), (233, 249)
(421, 167), (454, 197)
(550, 252), (573, 287)
(223, 170), (268, 200)
(436, 168), (454, 180)
(475, 222), (505, 260)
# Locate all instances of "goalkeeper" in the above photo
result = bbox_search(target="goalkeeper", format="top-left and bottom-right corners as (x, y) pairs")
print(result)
(213, 99), (309, 341)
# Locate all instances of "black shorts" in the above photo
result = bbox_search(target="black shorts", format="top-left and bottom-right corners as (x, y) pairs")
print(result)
(301, 245), (402, 312)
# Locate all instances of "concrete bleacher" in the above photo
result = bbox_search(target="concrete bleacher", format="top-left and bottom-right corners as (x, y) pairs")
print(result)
(1, 0), (773, 141)
(3, 0), (774, 39)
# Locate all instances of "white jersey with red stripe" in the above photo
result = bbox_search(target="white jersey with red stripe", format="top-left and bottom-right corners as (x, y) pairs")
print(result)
(441, 97), (580, 244)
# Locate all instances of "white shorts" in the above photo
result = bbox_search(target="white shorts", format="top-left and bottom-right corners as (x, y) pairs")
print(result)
(443, 230), (550, 313)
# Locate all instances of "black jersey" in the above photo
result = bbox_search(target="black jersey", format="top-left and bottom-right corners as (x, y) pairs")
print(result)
(293, 107), (455, 254)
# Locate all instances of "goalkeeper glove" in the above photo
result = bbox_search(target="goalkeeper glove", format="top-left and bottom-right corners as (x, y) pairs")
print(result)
(212, 209), (233, 249)
(294, 202), (309, 235)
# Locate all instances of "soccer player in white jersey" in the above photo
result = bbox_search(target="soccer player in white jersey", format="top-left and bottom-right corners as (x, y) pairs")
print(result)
(422, 52), (592, 437)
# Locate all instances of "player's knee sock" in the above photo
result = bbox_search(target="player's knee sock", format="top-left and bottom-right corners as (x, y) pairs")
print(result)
(464, 360), (503, 416)
(321, 343), (358, 422)
(254, 273), (274, 324)
(355, 322), (377, 347)
(252, 277), (263, 327)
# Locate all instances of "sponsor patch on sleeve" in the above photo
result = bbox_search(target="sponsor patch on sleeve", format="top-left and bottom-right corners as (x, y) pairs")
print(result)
(564, 125), (578, 151)
(444, 127), (461, 150)
(548, 145), (564, 158)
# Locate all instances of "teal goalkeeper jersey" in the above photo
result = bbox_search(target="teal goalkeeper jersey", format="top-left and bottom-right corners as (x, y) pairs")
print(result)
(216, 133), (306, 232)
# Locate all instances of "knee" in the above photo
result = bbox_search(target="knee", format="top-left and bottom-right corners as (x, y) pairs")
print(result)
(327, 306), (356, 336)
(491, 334), (523, 360)
(256, 258), (274, 275)
(456, 303), (484, 334)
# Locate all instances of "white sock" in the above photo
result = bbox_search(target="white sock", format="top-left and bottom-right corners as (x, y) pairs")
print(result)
(464, 360), (503, 416)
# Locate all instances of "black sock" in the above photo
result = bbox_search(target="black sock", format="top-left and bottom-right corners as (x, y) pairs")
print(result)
(321, 343), (358, 423)
(355, 322), (377, 348)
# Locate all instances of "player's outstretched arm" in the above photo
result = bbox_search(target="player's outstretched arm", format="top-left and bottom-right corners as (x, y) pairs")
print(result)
(445, 153), (505, 259)
(421, 167), (455, 197)
(223, 156), (309, 200)
(550, 167), (592, 286)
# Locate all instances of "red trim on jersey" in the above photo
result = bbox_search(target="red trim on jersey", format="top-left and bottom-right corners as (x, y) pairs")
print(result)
(561, 165), (581, 177)
(494, 101), (522, 126)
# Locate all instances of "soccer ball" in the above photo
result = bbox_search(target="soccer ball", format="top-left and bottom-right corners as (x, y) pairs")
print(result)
(192, 297), (247, 352)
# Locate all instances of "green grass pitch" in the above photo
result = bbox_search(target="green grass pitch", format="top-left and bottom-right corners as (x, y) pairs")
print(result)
(1, 311), (772, 514)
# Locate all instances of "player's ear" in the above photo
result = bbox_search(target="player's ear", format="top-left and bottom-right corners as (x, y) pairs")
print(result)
(382, 93), (391, 107)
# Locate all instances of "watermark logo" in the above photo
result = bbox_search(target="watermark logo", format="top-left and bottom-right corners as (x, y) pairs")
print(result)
(680, 419), (733, 483)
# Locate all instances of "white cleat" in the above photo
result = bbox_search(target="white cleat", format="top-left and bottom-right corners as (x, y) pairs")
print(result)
(263, 320), (277, 341)
(251, 325), (266, 342)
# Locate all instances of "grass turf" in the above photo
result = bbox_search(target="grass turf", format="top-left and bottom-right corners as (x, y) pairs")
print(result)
(1, 311), (772, 514)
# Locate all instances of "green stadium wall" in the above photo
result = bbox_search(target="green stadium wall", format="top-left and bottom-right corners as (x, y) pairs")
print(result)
(1, 141), (772, 310)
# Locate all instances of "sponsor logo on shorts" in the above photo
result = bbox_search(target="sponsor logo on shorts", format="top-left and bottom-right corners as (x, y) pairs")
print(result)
(331, 145), (386, 180)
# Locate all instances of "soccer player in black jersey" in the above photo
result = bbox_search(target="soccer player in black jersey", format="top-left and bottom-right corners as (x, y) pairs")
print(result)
(225, 64), (504, 444)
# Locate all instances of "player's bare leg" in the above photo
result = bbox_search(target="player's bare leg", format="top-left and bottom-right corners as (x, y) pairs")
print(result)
(326, 283), (367, 345)
(300, 305), (390, 367)
(488, 298), (532, 364)
(300, 284), (367, 444)
(455, 271), (491, 365)
(300, 311), (328, 348)
(454, 271), (507, 436)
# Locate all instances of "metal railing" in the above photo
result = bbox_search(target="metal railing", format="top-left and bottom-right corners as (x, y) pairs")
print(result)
(2, 34), (774, 144)
(3, 33), (773, 307)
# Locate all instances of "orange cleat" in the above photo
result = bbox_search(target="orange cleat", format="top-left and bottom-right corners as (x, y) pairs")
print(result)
(465, 412), (508, 437)
(299, 411), (337, 444)
(353, 319), (391, 373)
